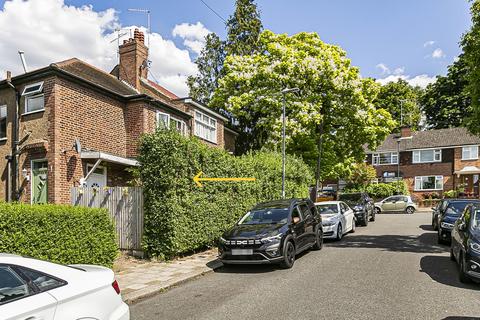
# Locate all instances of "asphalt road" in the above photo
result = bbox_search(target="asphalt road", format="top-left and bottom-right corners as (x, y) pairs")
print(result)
(130, 213), (480, 320)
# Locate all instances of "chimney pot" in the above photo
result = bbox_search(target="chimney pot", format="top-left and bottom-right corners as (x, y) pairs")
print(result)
(6, 71), (11, 82)
(133, 28), (145, 44)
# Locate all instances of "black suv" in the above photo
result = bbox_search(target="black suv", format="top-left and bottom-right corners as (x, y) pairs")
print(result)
(437, 199), (480, 244)
(337, 192), (374, 226)
(451, 203), (480, 283)
(218, 198), (323, 269)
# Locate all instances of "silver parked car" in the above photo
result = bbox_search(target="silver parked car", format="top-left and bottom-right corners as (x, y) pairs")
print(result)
(374, 195), (418, 214)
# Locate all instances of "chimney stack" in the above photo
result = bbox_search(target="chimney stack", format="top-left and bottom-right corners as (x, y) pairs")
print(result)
(118, 28), (148, 89)
(400, 126), (412, 138)
(6, 71), (11, 82)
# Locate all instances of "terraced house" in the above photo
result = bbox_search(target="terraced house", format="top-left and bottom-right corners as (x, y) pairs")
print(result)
(366, 126), (480, 199)
(0, 29), (237, 204)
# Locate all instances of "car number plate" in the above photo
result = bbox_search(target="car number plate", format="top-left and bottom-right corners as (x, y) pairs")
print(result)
(231, 249), (253, 255)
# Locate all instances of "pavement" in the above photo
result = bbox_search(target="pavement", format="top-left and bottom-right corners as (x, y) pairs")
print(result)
(129, 211), (480, 320)
(115, 249), (222, 304)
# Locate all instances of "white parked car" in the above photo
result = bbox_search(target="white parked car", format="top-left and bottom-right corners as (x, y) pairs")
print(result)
(315, 201), (355, 240)
(0, 253), (129, 320)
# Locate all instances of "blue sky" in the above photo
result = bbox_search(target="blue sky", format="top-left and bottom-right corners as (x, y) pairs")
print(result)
(66, 0), (471, 79)
(0, 0), (473, 95)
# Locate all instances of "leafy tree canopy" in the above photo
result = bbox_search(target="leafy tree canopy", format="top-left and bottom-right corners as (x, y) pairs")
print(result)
(211, 30), (395, 178)
(421, 54), (471, 129)
(373, 79), (423, 131)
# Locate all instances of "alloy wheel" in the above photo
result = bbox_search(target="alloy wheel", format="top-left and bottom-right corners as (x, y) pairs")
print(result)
(337, 224), (343, 241)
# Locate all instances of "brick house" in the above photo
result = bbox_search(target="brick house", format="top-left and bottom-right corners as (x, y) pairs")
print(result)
(366, 126), (480, 199)
(0, 29), (237, 204)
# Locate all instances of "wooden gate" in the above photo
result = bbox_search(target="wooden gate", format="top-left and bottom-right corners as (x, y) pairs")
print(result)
(71, 187), (144, 252)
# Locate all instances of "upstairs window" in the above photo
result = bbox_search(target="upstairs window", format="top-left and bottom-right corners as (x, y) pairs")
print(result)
(194, 110), (217, 143)
(372, 152), (398, 165)
(462, 146), (478, 160)
(0, 105), (6, 139)
(412, 149), (441, 163)
(156, 112), (170, 129)
(171, 118), (187, 136)
(22, 82), (45, 114)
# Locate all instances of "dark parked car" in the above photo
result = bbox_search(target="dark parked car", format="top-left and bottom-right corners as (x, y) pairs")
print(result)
(218, 199), (323, 269)
(431, 199), (446, 231)
(337, 192), (374, 226)
(437, 199), (480, 244)
(451, 203), (480, 283)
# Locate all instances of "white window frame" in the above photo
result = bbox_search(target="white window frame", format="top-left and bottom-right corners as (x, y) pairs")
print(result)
(0, 105), (6, 140)
(412, 149), (442, 164)
(372, 152), (398, 166)
(22, 82), (44, 96)
(194, 110), (217, 144)
(24, 94), (45, 115)
(462, 145), (479, 160)
(414, 175), (444, 191)
(156, 111), (170, 129)
(171, 117), (187, 136)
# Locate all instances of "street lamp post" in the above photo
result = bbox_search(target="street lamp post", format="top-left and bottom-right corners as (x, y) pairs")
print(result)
(280, 88), (299, 199)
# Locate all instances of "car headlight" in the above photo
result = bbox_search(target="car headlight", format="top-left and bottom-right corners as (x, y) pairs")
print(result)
(353, 206), (364, 211)
(469, 241), (480, 254)
(260, 234), (282, 244)
(219, 237), (228, 244)
(440, 222), (454, 230)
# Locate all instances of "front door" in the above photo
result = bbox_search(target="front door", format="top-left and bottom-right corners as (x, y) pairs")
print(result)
(32, 160), (48, 204)
(85, 165), (107, 188)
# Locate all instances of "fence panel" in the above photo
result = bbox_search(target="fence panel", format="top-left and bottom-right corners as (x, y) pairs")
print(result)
(71, 187), (144, 252)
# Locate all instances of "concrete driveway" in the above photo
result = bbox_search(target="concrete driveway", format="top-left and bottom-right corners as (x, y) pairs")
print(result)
(130, 213), (480, 320)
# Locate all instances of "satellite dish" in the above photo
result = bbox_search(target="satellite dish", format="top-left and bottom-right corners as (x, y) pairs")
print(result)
(73, 138), (82, 153)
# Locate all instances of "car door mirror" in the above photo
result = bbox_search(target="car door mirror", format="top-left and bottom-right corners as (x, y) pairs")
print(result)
(292, 216), (300, 224)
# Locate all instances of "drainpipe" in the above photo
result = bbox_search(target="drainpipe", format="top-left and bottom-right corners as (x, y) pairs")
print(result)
(6, 77), (20, 201)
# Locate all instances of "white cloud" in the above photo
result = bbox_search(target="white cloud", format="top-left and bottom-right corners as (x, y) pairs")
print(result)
(376, 74), (436, 88)
(0, 0), (197, 97)
(423, 40), (435, 47)
(172, 22), (210, 54)
(431, 48), (446, 59)
(375, 63), (390, 75)
(393, 67), (405, 75)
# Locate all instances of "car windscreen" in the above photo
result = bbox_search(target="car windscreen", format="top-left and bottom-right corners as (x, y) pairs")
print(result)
(316, 204), (338, 215)
(472, 209), (480, 231)
(445, 201), (473, 215)
(238, 207), (290, 225)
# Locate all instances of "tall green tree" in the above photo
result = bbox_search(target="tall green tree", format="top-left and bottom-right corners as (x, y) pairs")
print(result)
(462, 0), (480, 135)
(188, 0), (263, 105)
(211, 31), (395, 178)
(187, 33), (225, 105)
(373, 79), (423, 131)
(421, 54), (471, 129)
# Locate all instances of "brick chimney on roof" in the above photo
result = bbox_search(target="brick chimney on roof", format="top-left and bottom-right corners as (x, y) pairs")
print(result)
(119, 28), (148, 89)
(400, 125), (412, 138)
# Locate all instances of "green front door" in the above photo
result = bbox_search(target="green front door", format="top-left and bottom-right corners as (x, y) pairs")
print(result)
(32, 161), (48, 204)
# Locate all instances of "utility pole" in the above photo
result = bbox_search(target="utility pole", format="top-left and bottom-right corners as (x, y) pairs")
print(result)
(280, 88), (299, 199)
(314, 122), (324, 200)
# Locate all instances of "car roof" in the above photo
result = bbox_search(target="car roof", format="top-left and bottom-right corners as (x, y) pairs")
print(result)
(445, 199), (480, 203)
(254, 198), (306, 209)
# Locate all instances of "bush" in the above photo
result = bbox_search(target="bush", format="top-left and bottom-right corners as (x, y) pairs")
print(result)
(443, 190), (458, 198)
(0, 203), (118, 267)
(138, 130), (312, 259)
(344, 181), (409, 200)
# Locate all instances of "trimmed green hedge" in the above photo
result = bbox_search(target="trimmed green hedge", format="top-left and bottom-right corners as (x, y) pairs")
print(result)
(138, 130), (312, 259)
(0, 203), (118, 267)
(344, 181), (409, 200)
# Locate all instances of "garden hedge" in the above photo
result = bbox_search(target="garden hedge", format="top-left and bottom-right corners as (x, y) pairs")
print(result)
(0, 203), (118, 267)
(138, 130), (312, 259)
(344, 181), (409, 200)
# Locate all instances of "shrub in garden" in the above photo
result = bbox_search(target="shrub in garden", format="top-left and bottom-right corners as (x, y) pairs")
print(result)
(344, 181), (409, 200)
(138, 129), (312, 259)
(0, 203), (117, 267)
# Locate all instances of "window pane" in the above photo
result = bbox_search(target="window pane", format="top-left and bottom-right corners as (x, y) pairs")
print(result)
(0, 266), (30, 304)
(420, 150), (434, 162)
(413, 151), (420, 163)
(0, 118), (6, 139)
(0, 106), (6, 119)
(19, 268), (64, 292)
(26, 95), (44, 113)
(422, 176), (435, 189)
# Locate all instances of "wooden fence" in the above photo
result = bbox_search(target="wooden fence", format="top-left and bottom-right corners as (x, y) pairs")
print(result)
(71, 187), (144, 253)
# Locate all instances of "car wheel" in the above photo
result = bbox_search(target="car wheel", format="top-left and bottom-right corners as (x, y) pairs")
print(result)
(280, 241), (296, 269)
(370, 210), (376, 222)
(432, 218), (438, 231)
(312, 227), (323, 250)
(405, 206), (415, 214)
(437, 231), (445, 245)
(361, 212), (368, 226)
(350, 220), (356, 233)
(459, 253), (472, 284)
(450, 247), (455, 262)
(336, 224), (343, 241)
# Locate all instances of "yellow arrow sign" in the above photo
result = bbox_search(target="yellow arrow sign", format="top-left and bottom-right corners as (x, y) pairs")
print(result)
(193, 171), (256, 187)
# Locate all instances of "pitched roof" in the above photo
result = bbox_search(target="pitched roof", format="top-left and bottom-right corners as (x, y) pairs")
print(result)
(52, 58), (138, 96)
(145, 79), (179, 99)
(367, 127), (480, 153)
